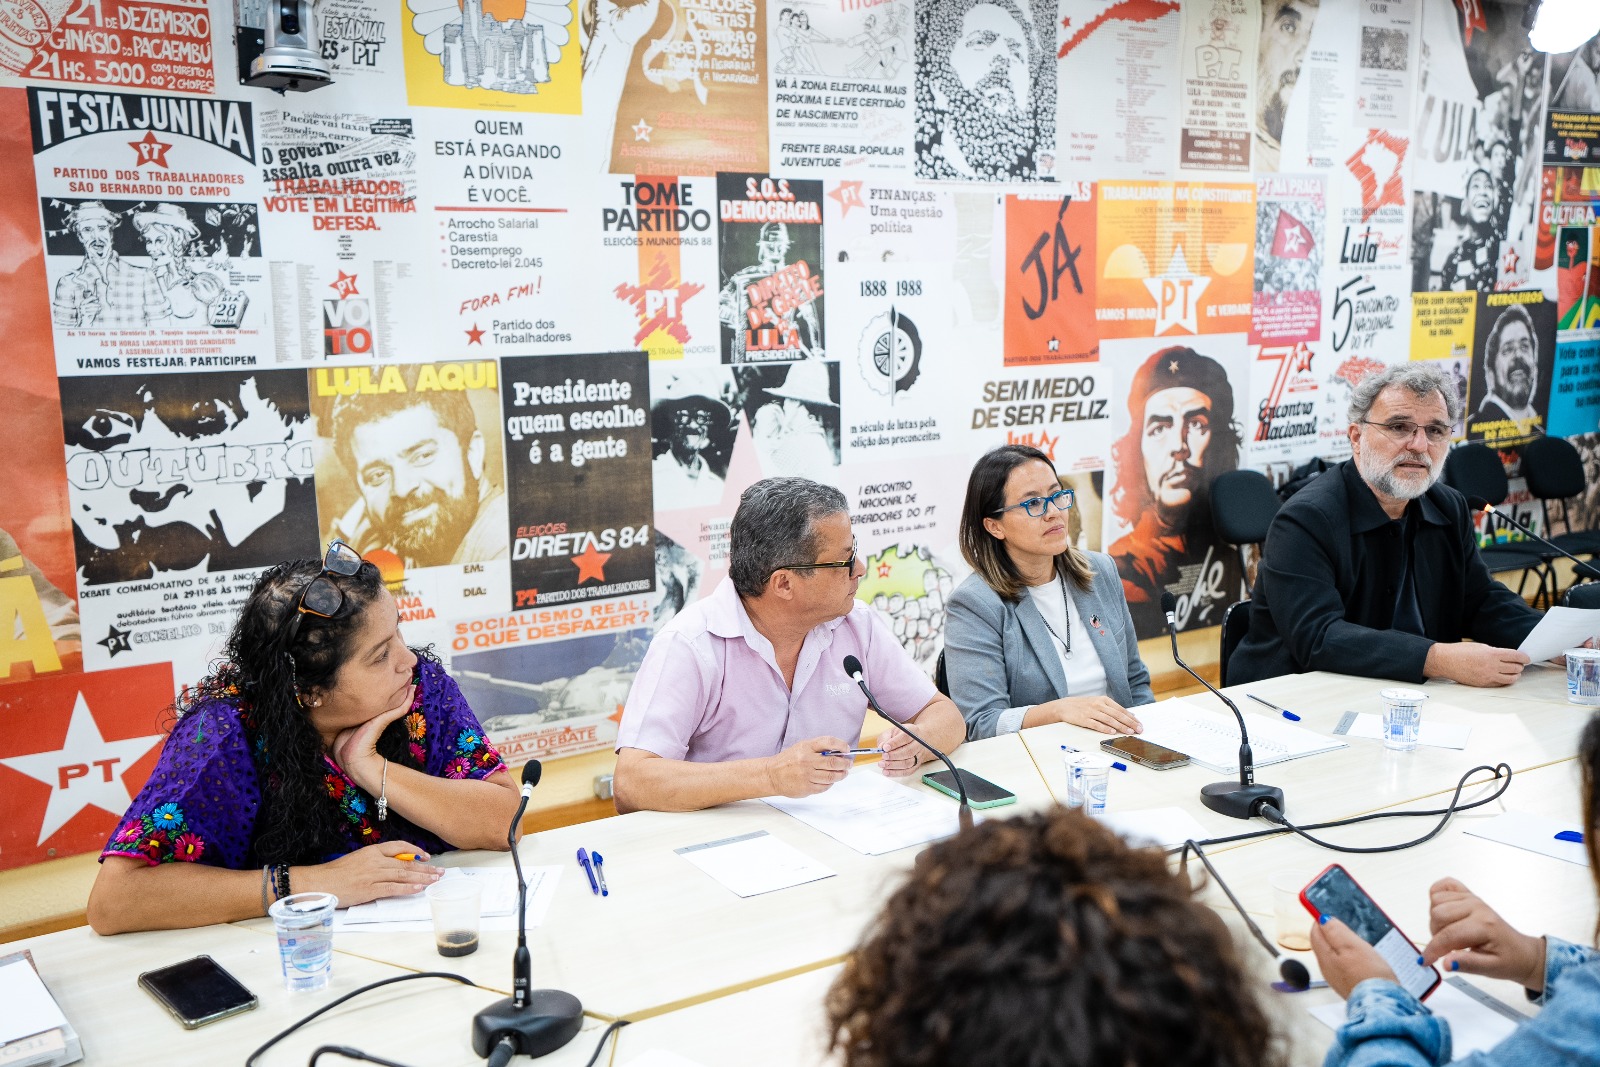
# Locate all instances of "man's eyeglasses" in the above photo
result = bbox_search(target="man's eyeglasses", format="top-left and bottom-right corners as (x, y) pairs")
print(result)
(776, 540), (858, 576)
(992, 488), (1075, 518)
(287, 541), (364, 644)
(1360, 420), (1452, 445)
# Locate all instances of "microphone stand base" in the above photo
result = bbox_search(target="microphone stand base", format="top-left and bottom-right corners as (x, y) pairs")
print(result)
(1200, 781), (1284, 821)
(472, 989), (584, 1059)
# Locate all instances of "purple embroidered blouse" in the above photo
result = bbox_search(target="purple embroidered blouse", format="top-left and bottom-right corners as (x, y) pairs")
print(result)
(102, 659), (506, 868)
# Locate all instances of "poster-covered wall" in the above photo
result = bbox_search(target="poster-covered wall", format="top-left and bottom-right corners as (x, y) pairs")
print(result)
(1, 0), (1597, 870)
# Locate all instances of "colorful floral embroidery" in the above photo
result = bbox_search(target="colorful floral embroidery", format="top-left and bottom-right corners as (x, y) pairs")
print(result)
(406, 711), (427, 741)
(443, 756), (473, 779)
(174, 833), (205, 860)
(455, 728), (483, 755)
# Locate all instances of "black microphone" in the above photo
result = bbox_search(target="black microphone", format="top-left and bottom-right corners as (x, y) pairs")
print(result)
(471, 760), (583, 1063)
(1179, 839), (1315, 992)
(1160, 593), (1284, 821)
(842, 654), (973, 831)
(1465, 496), (1600, 582)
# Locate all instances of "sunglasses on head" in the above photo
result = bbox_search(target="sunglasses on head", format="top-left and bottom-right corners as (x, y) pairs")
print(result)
(285, 541), (365, 646)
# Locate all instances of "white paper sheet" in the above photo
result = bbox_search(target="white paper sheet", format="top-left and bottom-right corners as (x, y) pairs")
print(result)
(763, 770), (962, 855)
(1517, 606), (1600, 663)
(1464, 811), (1590, 866)
(1309, 978), (1522, 1058)
(332, 865), (562, 932)
(1133, 698), (1346, 774)
(343, 867), (519, 925)
(1339, 712), (1471, 750)
(0, 959), (67, 1045)
(1096, 807), (1212, 850)
(674, 830), (836, 897)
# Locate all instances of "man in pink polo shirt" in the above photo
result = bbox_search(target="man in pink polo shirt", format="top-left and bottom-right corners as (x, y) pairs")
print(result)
(614, 478), (966, 812)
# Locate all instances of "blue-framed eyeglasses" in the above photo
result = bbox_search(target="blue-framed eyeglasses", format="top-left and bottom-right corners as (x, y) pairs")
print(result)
(992, 489), (1075, 518)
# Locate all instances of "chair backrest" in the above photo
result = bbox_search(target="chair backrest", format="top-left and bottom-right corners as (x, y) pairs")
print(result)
(935, 648), (950, 697)
(1218, 599), (1251, 689)
(1211, 470), (1282, 547)
(1521, 436), (1587, 501)
(1443, 442), (1510, 506)
(1564, 583), (1600, 610)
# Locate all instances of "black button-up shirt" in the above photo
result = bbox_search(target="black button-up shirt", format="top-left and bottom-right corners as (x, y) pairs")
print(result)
(1230, 459), (1542, 684)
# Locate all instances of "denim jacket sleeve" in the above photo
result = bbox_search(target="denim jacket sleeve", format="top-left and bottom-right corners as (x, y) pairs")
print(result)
(1323, 938), (1600, 1067)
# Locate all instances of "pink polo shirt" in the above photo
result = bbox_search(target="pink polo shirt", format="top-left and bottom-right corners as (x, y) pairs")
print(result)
(617, 578), (937, 763)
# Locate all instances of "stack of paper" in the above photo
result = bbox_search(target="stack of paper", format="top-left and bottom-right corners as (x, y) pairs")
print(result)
(335, 866), (561, 932)
(0, 954), (79, 1067)
(1134, 698), (1346, 774)
(764, 771), (962, 855)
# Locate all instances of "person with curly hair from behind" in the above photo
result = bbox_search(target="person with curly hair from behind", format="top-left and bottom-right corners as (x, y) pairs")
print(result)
(826, 806), (1286, 1067)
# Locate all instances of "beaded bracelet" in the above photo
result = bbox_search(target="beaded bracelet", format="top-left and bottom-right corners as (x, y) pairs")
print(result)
(272, 863), (291, 901)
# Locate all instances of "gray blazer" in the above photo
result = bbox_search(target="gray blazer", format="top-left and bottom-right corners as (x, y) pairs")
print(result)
(944, 552), (1154, 740)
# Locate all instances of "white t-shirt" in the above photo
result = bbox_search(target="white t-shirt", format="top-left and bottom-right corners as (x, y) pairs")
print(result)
(1027, 577), (1108, 699)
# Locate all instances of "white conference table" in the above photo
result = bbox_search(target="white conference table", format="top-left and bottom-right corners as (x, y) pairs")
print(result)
(1021, 666), (1587, 849)
(3, 666), (1589, 1064)
(3, 922), (610, 1067)
(250, 730), (1057, 1021)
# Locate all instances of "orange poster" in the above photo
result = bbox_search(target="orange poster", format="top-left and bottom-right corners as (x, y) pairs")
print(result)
(1095, 180), (1255, 339)
(1004, 184), (1097, 366)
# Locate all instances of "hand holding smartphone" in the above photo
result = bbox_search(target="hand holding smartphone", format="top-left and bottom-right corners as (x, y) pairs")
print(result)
(1300, 864), (1440, 1001)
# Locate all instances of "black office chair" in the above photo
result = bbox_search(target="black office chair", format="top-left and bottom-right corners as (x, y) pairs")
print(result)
(1443, 442), (1551, 605)
(935, 649), (950, 697)
(1210, 470), (1281, 589)
(1521, 436), (1600, 559)
(1218, 599), (1252, 689)
(1565, 583), (1600, 610)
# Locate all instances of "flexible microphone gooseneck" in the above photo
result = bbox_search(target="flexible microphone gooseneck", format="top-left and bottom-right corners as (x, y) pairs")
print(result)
(471, 760), (583, 1065)
(1466, 496), (1600, 583)
(842, 654), (973, 831)
(1160, 593), (1284, 821)
(1178, 838), (1313, 992)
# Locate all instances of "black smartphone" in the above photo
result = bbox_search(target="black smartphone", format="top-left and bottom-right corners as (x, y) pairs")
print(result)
(1100, 735), (1191, 770)
(1300, 864), (1441, 1002)
(138, 955), (259, 1029)
(921, 768), (1017, 808)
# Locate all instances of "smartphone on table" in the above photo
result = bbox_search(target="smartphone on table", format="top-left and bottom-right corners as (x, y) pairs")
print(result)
(138, 955), (259, 1029)
(921, 768), (1017, 808)
(1100, 735), (1191, 770)
(1300, 863), (1441, 1001)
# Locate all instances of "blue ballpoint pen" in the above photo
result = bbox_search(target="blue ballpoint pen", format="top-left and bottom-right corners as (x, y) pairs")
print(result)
(1246, 693), (1300, 721)
(592, 851), (609, 897)
(576, 847), (599, 895)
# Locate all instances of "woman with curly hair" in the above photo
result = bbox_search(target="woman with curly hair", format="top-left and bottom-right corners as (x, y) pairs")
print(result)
(827, 807), (1285, 1067)
(87, 543), (519, 934)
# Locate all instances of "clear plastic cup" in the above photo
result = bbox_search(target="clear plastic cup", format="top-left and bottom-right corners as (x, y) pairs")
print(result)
(427, 877), (482, 958)
(269, 891), (337, 992)
(1065, 753), (1111, 815)
(1566, 648), (1600, 707)
(1379, 687), (1426, 752)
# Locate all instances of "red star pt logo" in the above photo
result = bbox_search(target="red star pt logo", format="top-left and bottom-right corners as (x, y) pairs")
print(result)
(129, 131), (171, 168)
(465, 323), (485, 345)
(828, 180), (865, 218)
(329, 271), (360, 298)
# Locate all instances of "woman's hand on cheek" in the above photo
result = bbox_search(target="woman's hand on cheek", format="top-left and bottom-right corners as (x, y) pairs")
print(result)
(332, 685), (415, 791)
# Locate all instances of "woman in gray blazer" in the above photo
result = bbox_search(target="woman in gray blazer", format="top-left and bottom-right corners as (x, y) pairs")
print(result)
(945, 445), (1154, 740)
